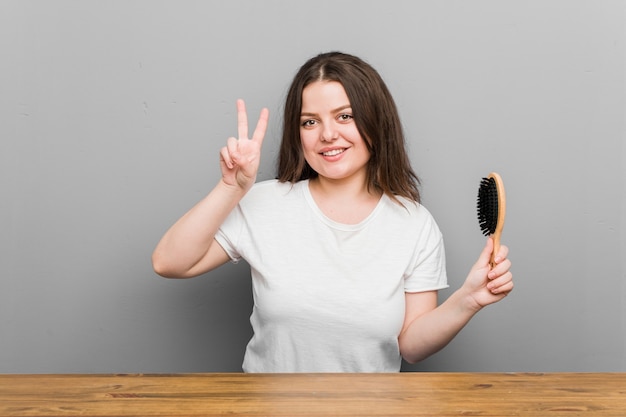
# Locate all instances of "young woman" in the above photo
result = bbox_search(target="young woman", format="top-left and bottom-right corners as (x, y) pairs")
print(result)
(152, 52), (513, 372)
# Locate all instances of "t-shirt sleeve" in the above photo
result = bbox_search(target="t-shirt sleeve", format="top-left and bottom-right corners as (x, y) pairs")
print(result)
(214, 204), (244, 263)
(403, 211), (449, 293)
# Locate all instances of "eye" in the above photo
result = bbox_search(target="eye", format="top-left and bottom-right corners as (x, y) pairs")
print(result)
(301, 119), (317, 128)
(337, 113), (353, 122)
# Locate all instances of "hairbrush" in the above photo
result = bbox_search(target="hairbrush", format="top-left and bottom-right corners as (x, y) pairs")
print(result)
(477, 172), (506, 267)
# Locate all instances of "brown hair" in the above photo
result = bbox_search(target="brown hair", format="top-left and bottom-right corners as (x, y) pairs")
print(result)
(277, 51), (421, 203)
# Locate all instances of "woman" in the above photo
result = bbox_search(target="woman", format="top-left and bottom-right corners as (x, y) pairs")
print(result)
(152, 52), (513, 372)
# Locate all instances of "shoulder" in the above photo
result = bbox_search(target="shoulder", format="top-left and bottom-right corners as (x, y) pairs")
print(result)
(247, 179), (301, 195)
(384, 195), (436, 223)
(381, 195), (443, 238)
(240, 179), (304, 207)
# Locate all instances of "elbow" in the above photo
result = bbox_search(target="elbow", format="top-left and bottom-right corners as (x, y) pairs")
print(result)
(151, 252), (182, 279)
(398, 336), (430, 365)
(399, 350), (422, 365)
(399, 343), (417, 365)
(401, 351), (430, 365)
(152, 259), (172, 278)
(399, 339), (449, 365)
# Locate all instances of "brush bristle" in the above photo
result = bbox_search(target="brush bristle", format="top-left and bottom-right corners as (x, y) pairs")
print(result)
(477, 176), (498, 236)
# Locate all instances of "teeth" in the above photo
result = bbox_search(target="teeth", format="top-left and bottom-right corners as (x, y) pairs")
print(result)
(322, 149), (345, 156)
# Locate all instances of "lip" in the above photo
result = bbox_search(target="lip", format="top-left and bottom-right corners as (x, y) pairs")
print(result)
(319, 146), (348, 157)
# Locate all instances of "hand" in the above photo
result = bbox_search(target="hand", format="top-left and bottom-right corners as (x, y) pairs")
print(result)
(219, 99), (269, 191)
(462, 238), (514, 310)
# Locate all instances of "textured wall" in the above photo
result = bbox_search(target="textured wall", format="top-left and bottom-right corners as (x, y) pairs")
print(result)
(1, 0), (624, 372)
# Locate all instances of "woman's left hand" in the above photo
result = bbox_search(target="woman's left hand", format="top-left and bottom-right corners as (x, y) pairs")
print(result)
(463, 238), (514, 310)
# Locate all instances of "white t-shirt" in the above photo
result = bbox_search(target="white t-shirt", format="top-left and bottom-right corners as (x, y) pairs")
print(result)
(215, 179), (448, 372)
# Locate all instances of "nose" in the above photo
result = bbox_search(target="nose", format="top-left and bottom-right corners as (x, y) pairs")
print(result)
(321, 123), (339, 142)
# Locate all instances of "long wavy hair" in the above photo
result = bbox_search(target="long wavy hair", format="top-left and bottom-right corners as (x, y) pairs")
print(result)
(277, 52), (421, 203)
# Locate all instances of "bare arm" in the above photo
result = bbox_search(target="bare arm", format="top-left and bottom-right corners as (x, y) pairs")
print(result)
(399, 238), (514, 363)
(152, 100), (269, 278)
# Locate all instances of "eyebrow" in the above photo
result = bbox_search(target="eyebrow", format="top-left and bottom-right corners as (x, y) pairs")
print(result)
(300, 105), (352, 117)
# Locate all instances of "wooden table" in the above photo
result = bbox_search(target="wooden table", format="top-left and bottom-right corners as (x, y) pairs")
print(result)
(1, 373), (625, 416)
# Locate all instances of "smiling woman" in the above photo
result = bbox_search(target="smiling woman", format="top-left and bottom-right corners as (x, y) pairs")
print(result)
(299, 81), (379, 223)
(278, 53), (422, 206)
(151, 51), (514, 373)
(300, 82), (370, 181)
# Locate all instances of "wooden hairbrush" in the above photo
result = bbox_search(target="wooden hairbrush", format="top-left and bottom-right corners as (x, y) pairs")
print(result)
(477, 172), (506, 267)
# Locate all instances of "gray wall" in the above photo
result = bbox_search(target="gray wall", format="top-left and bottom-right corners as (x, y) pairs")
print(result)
(1, 0), (624, 373)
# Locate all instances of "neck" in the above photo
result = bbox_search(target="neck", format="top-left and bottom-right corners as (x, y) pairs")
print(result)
(307, 174), (384, 225)
(310, 173), (378, 201)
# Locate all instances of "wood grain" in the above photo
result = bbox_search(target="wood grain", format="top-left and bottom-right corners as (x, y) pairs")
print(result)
(1, 373), (625, 416)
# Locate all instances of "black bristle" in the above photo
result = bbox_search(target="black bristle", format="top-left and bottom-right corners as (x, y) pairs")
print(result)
(477, 177), (498, 236)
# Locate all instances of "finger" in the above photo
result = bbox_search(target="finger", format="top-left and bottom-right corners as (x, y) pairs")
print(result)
(487, 258), (511, 280)
(251, 107), (269, 145)
(237, 99), (248, 139)
(488, 268), (512, 285)
(225, 136), (239, 165)
(489, 277), (514, 295)
(220, 146), (234, 170)
(494, 244), (509, 264)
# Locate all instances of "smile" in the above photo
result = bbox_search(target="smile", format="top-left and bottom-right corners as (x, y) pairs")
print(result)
(321, 148), (346, 157)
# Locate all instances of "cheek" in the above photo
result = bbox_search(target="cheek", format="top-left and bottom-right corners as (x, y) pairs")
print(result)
(348, 128), (370, 151)
(299, 131), (317, 152)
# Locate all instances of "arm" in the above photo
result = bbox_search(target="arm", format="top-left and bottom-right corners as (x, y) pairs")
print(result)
(152, 100), (269, 278)
(399, 238), (513, 364)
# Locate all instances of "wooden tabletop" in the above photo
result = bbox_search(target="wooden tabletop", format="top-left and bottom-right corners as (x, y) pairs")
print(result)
(1, 372), (625, 416)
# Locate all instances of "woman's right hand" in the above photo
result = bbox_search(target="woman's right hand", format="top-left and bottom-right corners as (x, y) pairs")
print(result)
(220, 99), (269, 192)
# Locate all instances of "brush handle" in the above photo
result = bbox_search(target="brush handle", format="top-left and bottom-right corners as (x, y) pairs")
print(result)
(489, 172), (506, 268)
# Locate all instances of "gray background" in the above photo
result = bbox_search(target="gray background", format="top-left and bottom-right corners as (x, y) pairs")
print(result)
(1, 0), (624, 373)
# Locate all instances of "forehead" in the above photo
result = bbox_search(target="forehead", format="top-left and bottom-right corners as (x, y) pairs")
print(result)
(301, 81), (350, 111)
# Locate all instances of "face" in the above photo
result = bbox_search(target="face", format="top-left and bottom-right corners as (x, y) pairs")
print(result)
(300, 81), (371, 185)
